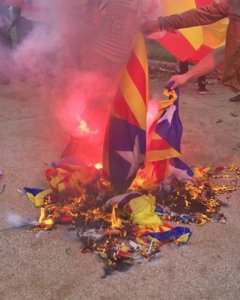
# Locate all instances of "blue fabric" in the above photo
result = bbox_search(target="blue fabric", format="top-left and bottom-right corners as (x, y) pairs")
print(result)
(23, 187), (44, 196)
(171, 157), (194, 177)
(145, 226), (192, 242)
(106, 117), (146, 184)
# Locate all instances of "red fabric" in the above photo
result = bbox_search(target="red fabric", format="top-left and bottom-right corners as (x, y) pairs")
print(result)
(196, 0), (213, 8)
(157, 31), (197, 61)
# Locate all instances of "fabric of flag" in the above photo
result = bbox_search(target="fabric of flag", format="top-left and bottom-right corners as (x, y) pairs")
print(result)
(147, 0), (228, 62)
(103, 33), (193, 186)
(45, 163), (98, 193)
(104, 192), (191, 239)
(23, 187), (51, 207)
(103, 33), (148, 186)
(145, 226), (192, 244)
(146, 82), (193, 182)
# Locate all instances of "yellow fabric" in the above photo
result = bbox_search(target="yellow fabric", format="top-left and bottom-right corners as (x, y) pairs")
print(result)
(118, 33), (148, 130)
(176, 233), (191, 244)
(147, 148), (181, 161)
(160, 0), (204, 49)
(152, 89), (178, 124)
(203, 18), (228, 48)
(26, 189), (52, 207)
(47, 165), (98, 193)
(127, 194), (163, 226)
(120, 71), (147, 129)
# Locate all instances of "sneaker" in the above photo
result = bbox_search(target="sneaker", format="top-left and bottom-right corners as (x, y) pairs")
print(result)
(229, 93), (240, 102)
(198, 85), (208, 95)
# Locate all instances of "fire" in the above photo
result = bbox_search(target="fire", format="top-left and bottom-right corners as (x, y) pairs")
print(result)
(185, 200), (190, 209)
(38, 207), (45, 224)
(78, 118), (90, 134)
(38, 207), (54, 227)
(76, 116), (98, 136)
(94, 163), (103, 170)
(111, 204), (123, 229)
(43, 219), (54, 226)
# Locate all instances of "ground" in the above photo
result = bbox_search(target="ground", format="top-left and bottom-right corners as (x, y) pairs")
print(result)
(0, 75), (240, 300)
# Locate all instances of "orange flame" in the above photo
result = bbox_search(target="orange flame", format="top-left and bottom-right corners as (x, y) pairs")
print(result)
(38, 207), (54, 227)
(111, 204), (122, 229)
(38, 207), (45, 224)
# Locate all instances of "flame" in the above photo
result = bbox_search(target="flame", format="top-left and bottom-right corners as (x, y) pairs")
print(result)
(38, 207), (54, 227)
(111, 204), (123, 229)
(76, 116), (98, 136)
(94, 163), (103, 170)
(39, 207), (46, 224)
(43, 219), (54, 226)
(78, 117), (90, 134)
(185, 200), (190, 209)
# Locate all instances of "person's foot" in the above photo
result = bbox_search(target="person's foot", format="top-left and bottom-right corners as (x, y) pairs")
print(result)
(198, 85), (208, 95)
(229, 93), (240, 102)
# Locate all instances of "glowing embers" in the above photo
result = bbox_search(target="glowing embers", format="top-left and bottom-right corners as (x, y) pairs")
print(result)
(132, 164), (239, 225)
(36, 197), (123, 232)
(32, 163), (238, 275)
(34, 177), (113, 232)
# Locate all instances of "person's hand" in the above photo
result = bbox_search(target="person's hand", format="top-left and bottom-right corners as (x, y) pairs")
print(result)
(141, 20), (160, 35)
(168, 73), (190, 90)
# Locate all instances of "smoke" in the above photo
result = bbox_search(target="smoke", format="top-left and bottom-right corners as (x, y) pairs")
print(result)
(5, 211), (37, 228)
(3, 1), (158, 163)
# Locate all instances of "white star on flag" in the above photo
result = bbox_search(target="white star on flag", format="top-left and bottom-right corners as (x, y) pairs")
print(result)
(116, 135), (145, 179)
(159, 105), (176, 125)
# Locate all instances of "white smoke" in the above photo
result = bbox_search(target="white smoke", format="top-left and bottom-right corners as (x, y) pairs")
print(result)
(1, 1), (161, 161)
(5, 211), (37, 228)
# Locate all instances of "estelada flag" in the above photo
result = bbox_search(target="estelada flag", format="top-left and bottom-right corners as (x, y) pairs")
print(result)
(146, 83), (193, 182)
(103, 33), (192, 187)
(148, 0), (228, 62)
(103, 33), (148, 187)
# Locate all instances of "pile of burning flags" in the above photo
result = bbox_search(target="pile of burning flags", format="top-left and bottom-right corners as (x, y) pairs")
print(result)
(15, 65), (240, 274)
(22, 163), (239, 275)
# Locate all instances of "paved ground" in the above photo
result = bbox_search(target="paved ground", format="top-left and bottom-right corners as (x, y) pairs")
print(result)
(0, 77), (240, 300)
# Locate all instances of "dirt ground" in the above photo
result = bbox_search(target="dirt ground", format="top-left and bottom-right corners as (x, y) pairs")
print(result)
(0, 75), (240, 300)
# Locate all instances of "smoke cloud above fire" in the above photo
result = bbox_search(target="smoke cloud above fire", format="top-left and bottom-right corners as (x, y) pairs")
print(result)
(3, 1), (162, 163)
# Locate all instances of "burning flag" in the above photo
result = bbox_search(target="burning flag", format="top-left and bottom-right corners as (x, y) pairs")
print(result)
(23, 187), (51, 207)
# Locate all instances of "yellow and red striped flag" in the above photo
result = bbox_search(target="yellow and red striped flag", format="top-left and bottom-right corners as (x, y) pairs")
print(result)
(103, 33), (149, 187)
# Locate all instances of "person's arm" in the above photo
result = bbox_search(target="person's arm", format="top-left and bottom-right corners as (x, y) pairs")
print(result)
(142, 0), (229, 34)
(169, 46), (225, 89)
(158, 0), (229, 30)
